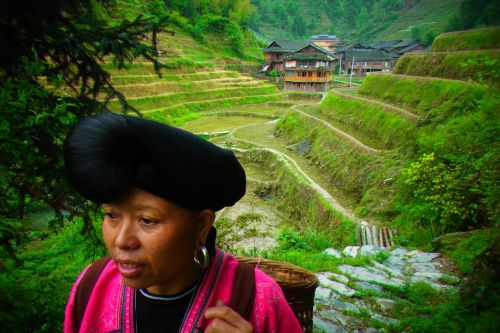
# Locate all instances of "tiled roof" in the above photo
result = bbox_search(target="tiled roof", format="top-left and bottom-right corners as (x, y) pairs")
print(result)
(362, 40), (402, 51)
(361, 39), (424, 53)
(284, 53), (334, 61)
(309, 34), (338, 41)
(397, 41), (424, 54)
(264, 40), (310, 53)
(344, 49), (394, 61)
(393, 39), (420, 48)
(334, 44), (371, 53)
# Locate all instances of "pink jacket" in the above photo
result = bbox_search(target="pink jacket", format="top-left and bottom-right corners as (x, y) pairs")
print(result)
(64, 249), (303, 332)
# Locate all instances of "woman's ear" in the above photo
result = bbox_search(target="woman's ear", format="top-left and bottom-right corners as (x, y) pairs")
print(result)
(196, 209), (215, 245)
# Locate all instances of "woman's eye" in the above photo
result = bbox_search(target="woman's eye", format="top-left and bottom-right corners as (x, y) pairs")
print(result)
(139, 217), (156, 225)
(104, 212), (118, 220)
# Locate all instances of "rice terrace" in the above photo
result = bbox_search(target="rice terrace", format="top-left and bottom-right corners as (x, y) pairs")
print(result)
(1, 1), (499, 332)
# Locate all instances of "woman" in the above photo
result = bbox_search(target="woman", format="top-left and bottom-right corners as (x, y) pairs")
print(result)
(63, 112), (302, 332)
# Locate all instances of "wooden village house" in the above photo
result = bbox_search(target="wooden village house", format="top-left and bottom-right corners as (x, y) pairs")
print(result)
(262, 40), (309, 73)
(335, 45), (395, 74)
(283, 44), (336, 92)
(334, 39), (425, 74)
(262, 36), (424, 88)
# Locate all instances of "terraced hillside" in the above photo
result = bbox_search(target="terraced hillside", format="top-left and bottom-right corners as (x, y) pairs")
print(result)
(261, 27), (498, 332)
(102, 30), (280, 125)
(102, 26), (497, 332)
(285, 28), (499, 242)
(393, 27), (500, 86)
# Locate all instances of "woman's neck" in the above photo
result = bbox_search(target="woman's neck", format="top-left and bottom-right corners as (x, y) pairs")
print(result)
(145, 264), (201, 296)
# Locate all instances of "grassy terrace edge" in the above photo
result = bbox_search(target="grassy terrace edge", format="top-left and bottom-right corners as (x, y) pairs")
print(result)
(393, 50), (500, 86)
(431, 27), (500, 52)
(358, 73), (492, 116)
(110, 71), (240, 85)
(107, 85), (278, 111)
(276, 111), (400, 212)
(238, 148), (357, 247)
(143, 94), (283, 125)
(319, 93), (415, 149)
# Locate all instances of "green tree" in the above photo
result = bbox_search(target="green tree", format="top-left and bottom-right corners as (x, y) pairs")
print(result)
(0, 1), (169, 330)
(447, 0), (500, 31)
(291, 15), (306, 36)
(0, 0), (166, 266)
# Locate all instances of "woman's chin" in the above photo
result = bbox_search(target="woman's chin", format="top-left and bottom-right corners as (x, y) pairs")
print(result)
(122, 277), (149, 290)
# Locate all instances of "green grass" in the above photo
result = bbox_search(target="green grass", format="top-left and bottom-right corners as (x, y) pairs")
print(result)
(239, 148), (357, 248)
(102, 58), (211, 75)
(107, 85), (278, 112)
(276, 111), (388, 201)
(113, 77), (263, 98)
(358, 73), (491, 117)
(432, 27), (500, 52)
(144, 94), (282, 125)
(393, 50), (500, 86)
(110, 71), (240, 85)
(445, 228), (499, 274)
(319, 92), (415, 149)
(0, 218), (106, 332)
(180, 115), (269, 133)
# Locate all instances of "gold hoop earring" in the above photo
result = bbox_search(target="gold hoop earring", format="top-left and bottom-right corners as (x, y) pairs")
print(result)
(193, 245), (209, 269)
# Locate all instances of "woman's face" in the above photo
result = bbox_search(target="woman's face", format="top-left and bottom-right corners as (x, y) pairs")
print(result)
(102, 188), (214, 295)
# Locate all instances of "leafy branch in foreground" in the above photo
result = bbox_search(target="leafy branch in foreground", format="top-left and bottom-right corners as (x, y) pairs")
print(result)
(0, 0), (170, 261)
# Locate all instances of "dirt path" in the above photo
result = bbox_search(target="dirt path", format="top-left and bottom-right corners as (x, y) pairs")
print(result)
(290, 105), (380, 154)
(331, 89), (419, 121)
(229, 120), (358, 222)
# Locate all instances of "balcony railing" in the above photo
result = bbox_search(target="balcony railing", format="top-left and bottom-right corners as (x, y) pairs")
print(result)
(285, 65), (334, 71)
(284, 76), (331, 82)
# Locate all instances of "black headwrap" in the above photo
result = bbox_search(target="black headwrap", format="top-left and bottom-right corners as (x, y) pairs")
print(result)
(64, 112), (246, 255)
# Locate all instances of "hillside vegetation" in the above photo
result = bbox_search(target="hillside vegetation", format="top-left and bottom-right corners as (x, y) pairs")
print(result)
(274, 27), (499, 331)
(393, 50), (500, 86)
(432, 26), (500, 51)
(394, 28), (500, 86)
(296, 28), (500, 245)
(251, 0), (462, 42)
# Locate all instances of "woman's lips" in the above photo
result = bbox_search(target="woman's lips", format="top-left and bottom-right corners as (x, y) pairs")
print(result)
(115, 259), (145, 278)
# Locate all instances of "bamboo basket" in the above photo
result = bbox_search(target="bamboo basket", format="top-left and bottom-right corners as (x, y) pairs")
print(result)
(237, 257), (318, 333)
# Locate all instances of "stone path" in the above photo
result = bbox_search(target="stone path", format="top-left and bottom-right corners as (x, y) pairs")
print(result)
(313, 245), (459, 333)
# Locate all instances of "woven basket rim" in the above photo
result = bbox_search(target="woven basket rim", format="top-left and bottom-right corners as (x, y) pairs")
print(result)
(236, 256), (318, 289)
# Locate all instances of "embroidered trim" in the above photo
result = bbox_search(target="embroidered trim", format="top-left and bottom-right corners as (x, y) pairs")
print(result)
(139, 283), (198, 302)
(191, 251), (224, 332)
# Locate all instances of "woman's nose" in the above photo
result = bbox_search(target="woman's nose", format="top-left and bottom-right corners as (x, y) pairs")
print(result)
(114, 218), (140, 250)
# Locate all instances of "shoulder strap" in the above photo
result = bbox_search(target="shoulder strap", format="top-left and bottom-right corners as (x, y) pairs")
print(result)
(73, 256), (111, 332)
(229, 262), (255, 320)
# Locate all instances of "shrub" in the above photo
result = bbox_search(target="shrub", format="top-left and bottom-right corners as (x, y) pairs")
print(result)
(393, 50), (500, 86)
(358, 73), (490, 117)
(432, 27), (500, 52)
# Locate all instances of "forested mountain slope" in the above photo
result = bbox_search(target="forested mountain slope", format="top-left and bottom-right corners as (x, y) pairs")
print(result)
(250, 0), (462, 42)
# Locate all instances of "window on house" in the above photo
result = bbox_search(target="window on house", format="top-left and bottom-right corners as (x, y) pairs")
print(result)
(308, 71), (312, 77)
